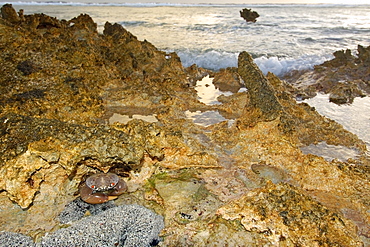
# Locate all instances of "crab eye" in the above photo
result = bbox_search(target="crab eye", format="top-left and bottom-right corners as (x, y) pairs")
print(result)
(110, 183), (115, 187)
(90, 185), (96, 189)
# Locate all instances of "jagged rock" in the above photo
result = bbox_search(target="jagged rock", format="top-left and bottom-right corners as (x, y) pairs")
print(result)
(23, 13), (62, 31)
(240, 8), (259, 23)
(185, 64), (211, 86)
(237, 51), (282, 124)
(357, 44), (370, 65)
(0, 4), (20, 24)
(69, 14), (97, 33)
(321, 49), (354, 67)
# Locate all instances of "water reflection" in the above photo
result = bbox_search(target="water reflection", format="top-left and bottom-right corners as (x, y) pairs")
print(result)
(185, 110), (234, 127)
(300, 142), (360, 162)
(109, 113), (158, 124)
(303, 94), (370, 149)
(195, 75), (233, 105)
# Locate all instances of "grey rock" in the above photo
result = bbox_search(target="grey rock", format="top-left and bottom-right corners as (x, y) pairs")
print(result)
(39, 204), (164, 247)
(0, 231), (35, 247)
(58, 198), (116, 224)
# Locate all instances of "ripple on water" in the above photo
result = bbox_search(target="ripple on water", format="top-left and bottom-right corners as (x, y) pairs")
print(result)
(300, 141), (361, 162)
(185, 110), (235, 128)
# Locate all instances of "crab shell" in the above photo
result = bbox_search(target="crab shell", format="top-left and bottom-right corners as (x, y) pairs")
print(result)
(79, 172), (128, 204)
(86, 172), (120, 192)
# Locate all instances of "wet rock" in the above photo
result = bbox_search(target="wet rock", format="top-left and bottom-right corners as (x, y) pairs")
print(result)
(329, 82), (364, 104)
(0, 4), (20, 24)
(284, 45), (370, 101)
(321, 49), (354, 67)
(240, 8), (259, 23)
(185, 64), (211, 86)
(0, 113), (164, 208)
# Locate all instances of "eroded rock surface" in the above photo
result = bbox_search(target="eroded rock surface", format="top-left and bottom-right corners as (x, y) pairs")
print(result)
(1, 5), (369, 246)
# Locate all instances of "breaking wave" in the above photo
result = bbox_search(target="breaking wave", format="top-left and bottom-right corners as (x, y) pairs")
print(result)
(174, 49), (333, 76)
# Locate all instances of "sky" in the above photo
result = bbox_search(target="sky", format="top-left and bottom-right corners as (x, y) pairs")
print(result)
(91, 0), (369, 4)
(5, 0), (369, 4)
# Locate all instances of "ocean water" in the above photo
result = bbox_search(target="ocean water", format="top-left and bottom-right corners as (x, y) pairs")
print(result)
(5, 2), (370, 76)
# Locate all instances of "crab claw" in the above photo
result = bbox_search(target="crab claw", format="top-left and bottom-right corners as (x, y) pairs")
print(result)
(79, 184), (109, 204)
(110, 179), (128, 196)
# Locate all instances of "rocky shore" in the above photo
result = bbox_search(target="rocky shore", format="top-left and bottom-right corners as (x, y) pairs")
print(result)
(1, 4), (369, 246)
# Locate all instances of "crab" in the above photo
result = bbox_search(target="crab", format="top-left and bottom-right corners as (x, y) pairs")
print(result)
(79, 172), (128, 204)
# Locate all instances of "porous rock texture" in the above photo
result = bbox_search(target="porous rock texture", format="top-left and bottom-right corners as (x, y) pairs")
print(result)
(1, 4), (369, 246)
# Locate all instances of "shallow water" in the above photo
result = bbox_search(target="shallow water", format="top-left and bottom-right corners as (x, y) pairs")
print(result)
(194, 76), (233, 105)
(303, 94), (370, 149)
(109, 113), (158, 124)
(300, 141), (361, 162)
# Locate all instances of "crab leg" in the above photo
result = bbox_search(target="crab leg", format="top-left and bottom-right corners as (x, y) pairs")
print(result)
(79, 184), (110, 204)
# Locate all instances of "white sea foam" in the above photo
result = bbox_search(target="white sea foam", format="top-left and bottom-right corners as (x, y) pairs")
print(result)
(176, 50), (238, 71)
(254, 54), (333, 76)
(176, 49), (332, 76)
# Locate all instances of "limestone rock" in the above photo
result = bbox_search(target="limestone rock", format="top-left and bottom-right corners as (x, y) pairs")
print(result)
(217, 182), (362, 246)
(0, 113), (164, 208)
